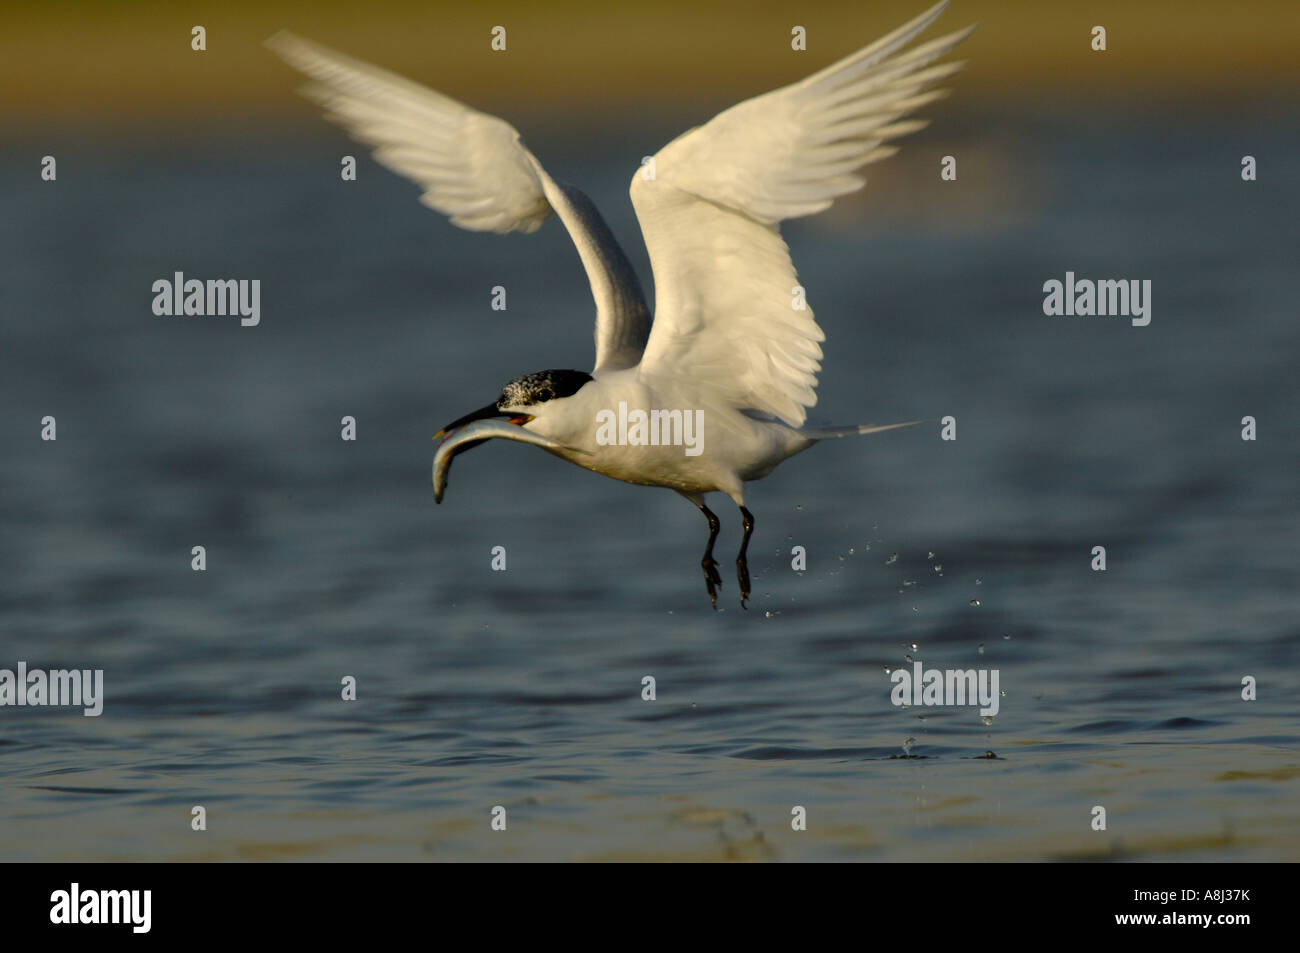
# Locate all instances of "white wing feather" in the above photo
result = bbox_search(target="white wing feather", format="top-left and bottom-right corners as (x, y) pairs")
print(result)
(632, 0), (974, 427)
(266, 32), (650, 372)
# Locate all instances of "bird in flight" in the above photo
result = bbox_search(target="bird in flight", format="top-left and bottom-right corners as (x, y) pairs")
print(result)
(268, 1), (973, 608)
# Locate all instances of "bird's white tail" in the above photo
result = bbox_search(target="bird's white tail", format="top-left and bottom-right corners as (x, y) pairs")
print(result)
(799, 419), (932, 441)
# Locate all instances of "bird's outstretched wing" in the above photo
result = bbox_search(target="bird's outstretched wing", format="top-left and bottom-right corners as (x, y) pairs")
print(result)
(631, 0), (974, 427)
(266, 32), (651, 373)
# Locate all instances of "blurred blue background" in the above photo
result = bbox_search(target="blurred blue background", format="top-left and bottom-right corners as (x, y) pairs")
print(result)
(1, 1), (1297, 860)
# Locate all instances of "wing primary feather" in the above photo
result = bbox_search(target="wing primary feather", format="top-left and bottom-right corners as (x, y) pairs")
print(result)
(631, 3), (974, 428)
(267, 30), (653, 369)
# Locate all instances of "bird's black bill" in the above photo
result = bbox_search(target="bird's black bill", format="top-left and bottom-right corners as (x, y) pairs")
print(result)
(433, 415), (557, 504)
(434, 402), (506, 442)
(432, 406), (506, 499)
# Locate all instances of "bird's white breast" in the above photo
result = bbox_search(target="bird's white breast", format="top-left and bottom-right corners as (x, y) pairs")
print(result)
(527, 370), (809, 496)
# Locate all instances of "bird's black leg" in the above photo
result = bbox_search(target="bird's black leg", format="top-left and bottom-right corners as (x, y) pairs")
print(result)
(736, 506), (755, 609)
(695, 502), (723, 609)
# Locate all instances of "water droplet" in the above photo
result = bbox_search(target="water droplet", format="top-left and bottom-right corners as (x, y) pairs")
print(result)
(975, 577), (983, 585)
(904, 654), (914, 663)
(984, 750), (996, 759)
(910, 642), (918, 651)
(977, 642), (985, 654)
(970, 598), (981, 607)
(933, 563), (943, 573)
(902, 737), (916, 756)
(883, 667), (892, 674)
(981, 715), (994, 726)
(1000, 689), (1007, 697)
(927, 551), (936, 560)
(862, 543), (870, 551)
(795, 504), (803, 511)
(764, 610), (773, 618)
(912, 606), (918, 612)
(903, 578), (915, 586)
(1002, 633), (1011, 640)
(848, 547), (855, 554)
(886, 553), (899, 565)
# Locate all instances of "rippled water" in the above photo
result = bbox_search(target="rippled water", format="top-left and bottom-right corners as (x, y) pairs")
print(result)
(1, 107), (1297, 861)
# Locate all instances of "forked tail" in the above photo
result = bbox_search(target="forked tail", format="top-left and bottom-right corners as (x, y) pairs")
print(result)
(799, 419), (933, 441)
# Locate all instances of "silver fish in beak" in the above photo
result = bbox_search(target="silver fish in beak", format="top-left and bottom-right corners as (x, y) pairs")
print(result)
(432, 417), (572, 503)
